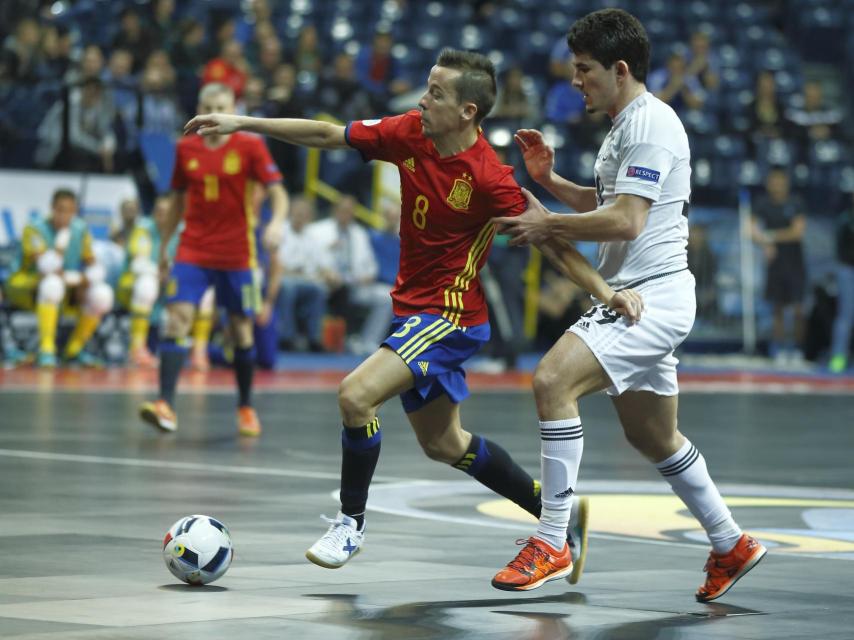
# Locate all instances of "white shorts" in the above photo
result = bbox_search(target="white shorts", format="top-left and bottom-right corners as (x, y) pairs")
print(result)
(568, 269), (696, 397)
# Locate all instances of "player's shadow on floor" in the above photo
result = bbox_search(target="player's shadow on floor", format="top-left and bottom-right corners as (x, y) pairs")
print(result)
(302, 592), (763, 639)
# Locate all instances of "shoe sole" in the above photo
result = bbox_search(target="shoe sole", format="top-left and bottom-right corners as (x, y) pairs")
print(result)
(139, 405), (176, 433)
(238, 428), (262, 437)
(491, 564), (573, 592)
(305, 547), (360, 569)
(695, 545), (767, 602)
(568, 496), (589, 585)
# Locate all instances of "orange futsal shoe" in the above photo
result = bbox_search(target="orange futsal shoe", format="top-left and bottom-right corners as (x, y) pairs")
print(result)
(139, 399), (177, 433)
(237, 406), (262, 437)
(492, 537), (573, 591)
(696, 534), (767, 602)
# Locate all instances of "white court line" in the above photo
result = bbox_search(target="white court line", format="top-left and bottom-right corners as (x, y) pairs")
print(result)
(0, 448), (408, 482)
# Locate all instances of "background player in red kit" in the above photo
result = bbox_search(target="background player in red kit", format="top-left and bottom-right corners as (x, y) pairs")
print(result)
(140, 82), (288, 437)
(185, 49), (641, 569)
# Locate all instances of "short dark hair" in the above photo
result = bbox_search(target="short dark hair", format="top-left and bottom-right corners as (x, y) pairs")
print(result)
(435, 48), (496, 125)
(51, 188), (77, 206)
(567, 9), (650, 83)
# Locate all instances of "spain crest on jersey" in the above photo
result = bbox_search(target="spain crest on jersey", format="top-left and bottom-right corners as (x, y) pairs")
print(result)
(187, 158), (199, 171)
(223, 150), (241, 175)
(446, 177), (473, 211)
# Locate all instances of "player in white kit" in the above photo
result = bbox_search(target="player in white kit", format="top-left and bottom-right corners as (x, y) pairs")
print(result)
(491, 9), (766, 601)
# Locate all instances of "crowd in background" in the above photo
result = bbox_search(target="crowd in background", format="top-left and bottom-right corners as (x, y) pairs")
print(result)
(0, 0), (852, 371)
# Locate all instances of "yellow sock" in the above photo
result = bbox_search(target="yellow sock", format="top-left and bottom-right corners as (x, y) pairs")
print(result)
(192, 314), (213, 351)
(64, 314), (100, 358)
(36, 302), (60, 354)
(129, 313), (150, 350)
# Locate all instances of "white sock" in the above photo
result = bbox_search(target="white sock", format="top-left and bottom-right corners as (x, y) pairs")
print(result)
(536, 417), (583, 550)
(656, 439), (742, 553)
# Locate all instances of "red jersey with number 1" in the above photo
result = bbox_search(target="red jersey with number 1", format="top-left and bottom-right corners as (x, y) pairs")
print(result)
(346, 110), (526, 326)
(171, 132), (282, 270)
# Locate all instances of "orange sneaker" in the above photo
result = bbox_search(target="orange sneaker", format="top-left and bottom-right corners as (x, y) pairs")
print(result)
(139, 399), (177, 433)
(237, 406), (262, 437)
(129, 346), (157, 368)
(492, 537), (573, 591)
(696, 534), (767, 602)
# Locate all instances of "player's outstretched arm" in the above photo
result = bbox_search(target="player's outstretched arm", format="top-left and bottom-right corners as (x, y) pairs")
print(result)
(496, 189), (650, 246)
(538, 239), (644, 323)
(515, 129), (598, 213)
(184, 114), (349, 150)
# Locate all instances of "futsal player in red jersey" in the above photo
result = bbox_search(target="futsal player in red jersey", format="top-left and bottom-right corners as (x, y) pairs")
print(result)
(140, 83), (288, 437)
(185, 50), (641, 570)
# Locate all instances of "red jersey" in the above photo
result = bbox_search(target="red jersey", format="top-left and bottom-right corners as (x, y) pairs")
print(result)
(346, 110), (526, 326)
(171, 132), (282, 270)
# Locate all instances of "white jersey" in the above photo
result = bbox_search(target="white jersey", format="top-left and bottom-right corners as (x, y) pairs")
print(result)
(593, 91), (691, 287)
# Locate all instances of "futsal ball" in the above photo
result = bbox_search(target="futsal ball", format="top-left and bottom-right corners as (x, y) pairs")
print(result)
(162, 515), (233, 585)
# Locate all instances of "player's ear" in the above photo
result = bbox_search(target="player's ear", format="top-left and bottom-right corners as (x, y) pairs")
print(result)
(615, 60), (631, 82)
(461, 101), (478, 124)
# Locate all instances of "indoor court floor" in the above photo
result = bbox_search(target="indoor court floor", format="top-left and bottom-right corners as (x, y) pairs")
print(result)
(1, 367), (852, 639)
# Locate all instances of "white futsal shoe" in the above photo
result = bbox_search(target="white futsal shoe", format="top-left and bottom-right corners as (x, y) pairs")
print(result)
(305, 512), (365, 568)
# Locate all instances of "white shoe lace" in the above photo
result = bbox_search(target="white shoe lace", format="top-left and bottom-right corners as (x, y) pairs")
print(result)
(316, 514), (360, 552)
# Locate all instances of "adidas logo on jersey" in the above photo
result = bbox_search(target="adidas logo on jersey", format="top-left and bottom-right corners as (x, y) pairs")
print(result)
(417, 361), (429, 376)
(403, 157), (416, 172)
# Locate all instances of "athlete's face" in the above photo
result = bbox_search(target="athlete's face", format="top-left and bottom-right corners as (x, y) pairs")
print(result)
(571, 52), (620, 115)
(50, 195), (77, 230)
(418, 66), (472, 140)
(197, 90), (235, 116)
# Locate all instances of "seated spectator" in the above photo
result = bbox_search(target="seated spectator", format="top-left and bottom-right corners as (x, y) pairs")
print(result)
(312, 52), (373, 122)
(287, 24), (323, 82)
(38, 24), (73, 79)
(493, 66), (540, 124)
(544, 57), (586, 124)
(4, 188), (114, 367)
(647, 48), (704, 114)
(36, 76), (117, 173)
(268, 196), (329, 352)
(0, 17), (41, 84)
(147, 0), (180, 51)
(685, 30), (720, 92)
(265, 63), (306, 190)
(111, 7), (154, 73)
(750, 168), (807, 364)
(65, 43), (106, 84)
(785, 80), (844, 161)
(369, 202), (401, 289)
(308, 196), (391, 354)
(354, 30), (411, 112)
(748, 70), (787, 148)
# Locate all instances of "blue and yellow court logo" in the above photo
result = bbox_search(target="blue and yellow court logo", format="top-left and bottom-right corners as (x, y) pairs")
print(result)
(479, 492), (854, 556)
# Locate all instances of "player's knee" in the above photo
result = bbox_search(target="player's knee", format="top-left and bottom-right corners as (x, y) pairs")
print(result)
(532, 361), (565, 403)
(164, 305), (193, 338)
(337, 374), (371, 422)
(416, 434), (454, 463)
(37, 273), (66, 304)
(199, 288), (215, 313)
(131, 274), (159, 310)
(130, 256), (158, 276)
(84, 263), (107, 284)
(36, 250), (63, 275)
(85, 282), (114, 316)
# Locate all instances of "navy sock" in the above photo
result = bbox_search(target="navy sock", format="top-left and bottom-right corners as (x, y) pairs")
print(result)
(234, 346), (255, 407)
(453, 434), (542, 518)
(340, 417), (382, 528)
(159, 338), (188, 406)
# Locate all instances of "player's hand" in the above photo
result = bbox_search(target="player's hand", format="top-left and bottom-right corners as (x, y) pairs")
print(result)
(515, 129), (555, 184)
(184, 113), (242, 136)
(261, 222), (283, 252)
(607, 288), (644, 324)
(493, 188), (553, 247)
(158, 253), (171, 282)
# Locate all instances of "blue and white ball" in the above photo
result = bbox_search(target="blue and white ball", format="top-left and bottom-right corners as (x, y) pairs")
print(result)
(162, 515), (233, 585)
